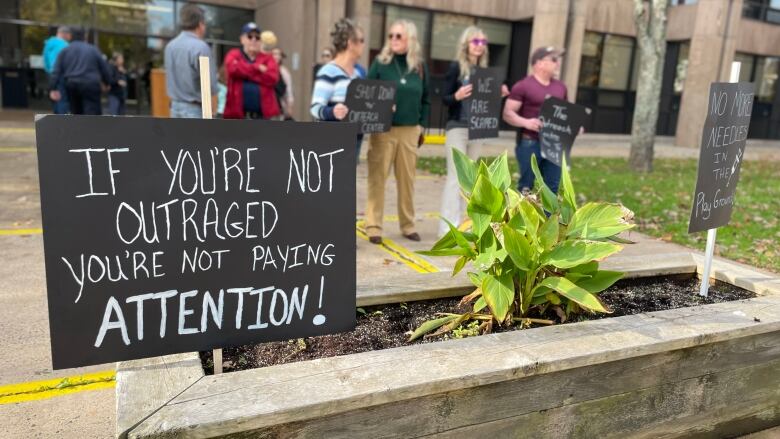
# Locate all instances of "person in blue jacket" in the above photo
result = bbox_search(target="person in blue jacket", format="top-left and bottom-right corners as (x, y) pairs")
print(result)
(42, 26), (71, 114)
(49, 28), (111, 115)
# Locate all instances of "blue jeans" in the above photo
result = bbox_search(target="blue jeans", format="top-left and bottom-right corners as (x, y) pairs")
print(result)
(170, 101), (202, 118)
(515, 138), (561, 194)
(52, 81), (69, 114)
(108, 94), (125, 115)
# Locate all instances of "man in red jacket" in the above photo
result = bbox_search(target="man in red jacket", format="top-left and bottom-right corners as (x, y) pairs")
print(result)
(223, 22), (280, 119)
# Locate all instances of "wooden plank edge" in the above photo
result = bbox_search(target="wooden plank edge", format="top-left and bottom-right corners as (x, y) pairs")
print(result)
(116, 352), (204, 438)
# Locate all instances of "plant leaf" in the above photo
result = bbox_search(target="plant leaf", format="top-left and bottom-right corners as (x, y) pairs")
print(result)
(481, 273), (515, 322)
(418, 247), (472, 257)
(558, 155), (577, 224)
(541, 240), (622, 269)
(569, 261), (599, 274)
(539, 214), (560, 250)
(460, 287), (483, 306)
(473, 296), (487, 312)
(567, 202), (635, 240)
(558, 155), (576, 208)
(452, 148), (477, 196)
(452, 256), (468, 275)
(488, 152), (511, 192)
(576, 270), (624, 294)
(502, 224), (533, 270)
(408, 314), (461, 341)
(469, 174), (505, 220)
(539, 276), (610, 313)
(468, 271), (486, 288)
(530, 154), (559, 213)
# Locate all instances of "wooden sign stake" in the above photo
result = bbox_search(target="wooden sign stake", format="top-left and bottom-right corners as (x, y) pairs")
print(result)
(199, 55), (222, 373)
(699, 61), (741, 298)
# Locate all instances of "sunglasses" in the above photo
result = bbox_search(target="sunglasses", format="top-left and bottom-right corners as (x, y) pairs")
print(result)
(470, 38), (488, 46)
(548, 56), (560, 63)
(388, 32), (404, 40)
(245, 34), (260, 41)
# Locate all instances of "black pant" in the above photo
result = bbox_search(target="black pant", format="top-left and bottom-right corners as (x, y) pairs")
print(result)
(66, 81), (102, 115)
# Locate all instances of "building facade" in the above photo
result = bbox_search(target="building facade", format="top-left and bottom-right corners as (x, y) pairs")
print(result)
(1, 0), (778, 146)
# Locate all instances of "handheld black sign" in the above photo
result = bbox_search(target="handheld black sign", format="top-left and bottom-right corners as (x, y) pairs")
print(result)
(466, 67), (503, 140)
(688, 82), (755, 233)
(36, 116), (358, 369)
(344, 79), (396, 134)
(538, 97), (589, 167)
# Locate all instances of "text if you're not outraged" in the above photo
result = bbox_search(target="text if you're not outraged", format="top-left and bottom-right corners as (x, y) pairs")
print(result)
(35, 116), (358, 369)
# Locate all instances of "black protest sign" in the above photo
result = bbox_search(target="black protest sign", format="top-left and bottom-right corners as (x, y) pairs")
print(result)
(466, 67), (503, 140)
(36, 116), (358, 369)
(688, 82), (755, 233)
(538, 97), (589, 167)
(344, 79), (396, 133)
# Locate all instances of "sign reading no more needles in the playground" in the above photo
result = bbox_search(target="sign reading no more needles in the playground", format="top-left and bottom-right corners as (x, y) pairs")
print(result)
(344, 79), (396, 134)
(36, 116), (358, 369)
(688, 82), (755, 234)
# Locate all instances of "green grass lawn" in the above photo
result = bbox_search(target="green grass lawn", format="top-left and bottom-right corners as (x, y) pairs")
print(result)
(417, 156), (780, 273)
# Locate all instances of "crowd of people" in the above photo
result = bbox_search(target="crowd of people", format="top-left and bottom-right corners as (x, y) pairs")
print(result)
(45, 3), (568, 247)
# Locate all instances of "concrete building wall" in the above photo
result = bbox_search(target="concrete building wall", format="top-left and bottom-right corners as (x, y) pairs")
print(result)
(377, 0), (536, 21)
(256, 0), (318, 121)
(676, 0), (743, 148)
(737, 19), (780, 56)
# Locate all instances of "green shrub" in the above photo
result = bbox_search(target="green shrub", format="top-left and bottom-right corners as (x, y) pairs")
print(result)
(409, 151), (635, 341)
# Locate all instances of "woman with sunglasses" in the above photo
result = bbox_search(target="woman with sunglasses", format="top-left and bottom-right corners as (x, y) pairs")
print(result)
(223, 23), (280, 120)
(310, 18), (366, 156)
(364, 19), (430, 245)
(438, 26), (509, 237)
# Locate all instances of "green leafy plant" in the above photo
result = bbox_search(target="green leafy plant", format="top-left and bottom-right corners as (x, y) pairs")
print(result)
(409, 151), (634, 341)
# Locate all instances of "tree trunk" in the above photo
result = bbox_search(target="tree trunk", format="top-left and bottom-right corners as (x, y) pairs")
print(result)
(629, 0), (669, 173)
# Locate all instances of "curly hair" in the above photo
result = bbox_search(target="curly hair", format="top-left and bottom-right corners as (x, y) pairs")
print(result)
(330, 18), (362, 54)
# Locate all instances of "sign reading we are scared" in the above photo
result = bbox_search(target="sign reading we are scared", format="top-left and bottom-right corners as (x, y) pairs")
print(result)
(688, 82), (754, 234)
(466, 67), (504, 140)
(36, 116), (358, 369)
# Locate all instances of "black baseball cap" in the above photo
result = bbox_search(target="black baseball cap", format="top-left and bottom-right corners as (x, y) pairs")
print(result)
(531, 46), (564, 65)
(241, 22), (260, 35)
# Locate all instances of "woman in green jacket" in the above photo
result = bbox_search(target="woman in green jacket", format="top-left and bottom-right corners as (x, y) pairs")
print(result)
(365, 19), (430, 244)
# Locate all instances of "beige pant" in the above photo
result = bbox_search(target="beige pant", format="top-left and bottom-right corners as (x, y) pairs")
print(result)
(365, 125), (421, 237)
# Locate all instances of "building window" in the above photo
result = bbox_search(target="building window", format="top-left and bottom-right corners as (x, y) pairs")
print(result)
(672, 42), (690, 94)
(743, 0), (780, 24)
(430, 13), (474, 61)
(578, 32), (636, 92)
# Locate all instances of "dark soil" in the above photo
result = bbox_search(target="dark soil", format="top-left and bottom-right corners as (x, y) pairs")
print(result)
(203, 275), (755, 374)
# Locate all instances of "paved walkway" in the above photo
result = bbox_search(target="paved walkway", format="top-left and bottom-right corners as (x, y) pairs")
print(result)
(0, 112), (777, 437)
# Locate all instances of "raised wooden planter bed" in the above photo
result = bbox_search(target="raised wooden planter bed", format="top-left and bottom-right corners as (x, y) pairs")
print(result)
(116, 251), (780, 438)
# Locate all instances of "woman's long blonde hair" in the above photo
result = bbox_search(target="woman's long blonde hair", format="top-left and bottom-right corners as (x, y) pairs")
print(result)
(456, 26), (488, 79)
(377, 19), (423, 73)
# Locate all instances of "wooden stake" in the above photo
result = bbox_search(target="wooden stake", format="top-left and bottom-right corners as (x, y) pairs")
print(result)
(198, 55), (222, 373)
(700, 61), (741, 298)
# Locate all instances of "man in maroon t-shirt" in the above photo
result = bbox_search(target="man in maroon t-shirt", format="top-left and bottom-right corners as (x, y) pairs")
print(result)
(503, 46), (567, 193)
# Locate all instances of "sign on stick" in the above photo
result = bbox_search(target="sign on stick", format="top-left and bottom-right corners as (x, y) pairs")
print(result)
(538, 97), (589, 167)
(688, 82), (755, 233)
(466, 67), (504, 140)
(344, 79), (396, 134)
(36, 116), (358, 369)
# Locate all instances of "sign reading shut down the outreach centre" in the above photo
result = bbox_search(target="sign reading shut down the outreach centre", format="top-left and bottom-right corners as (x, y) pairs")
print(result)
(688, 82), (755, 234)
(344, 79), (396, 134)
(36, 116), (357, 369)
